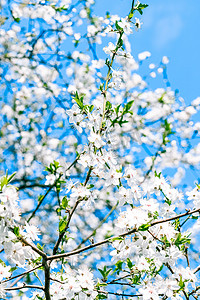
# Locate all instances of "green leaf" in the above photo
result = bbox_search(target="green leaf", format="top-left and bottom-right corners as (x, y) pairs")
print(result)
(96, 279), (107, 288)
(88, 184), (94, 189)
(26, 273), (31, 284)
(128, 8), (134, 20)
(106, 12), (110, 19)
(106, 101), (112, 111)
(45, 161), (61, 175)
(124, 100), (134, 112)
(111, 236), (124, 242)
(36, 296), (44, 300)
(53, 160), (60, 169)
(127, 258), (133, 269)
(32, 257), (42, 264)
(45, 166), (52, 173)
(115, 104), (121, 115)
(97, 294), (107, 299)
(196, 183), (200, 189)
(73, 91), (84, 109)
(37, 243), (44, 251)
(138, 223), (150, 231)
(105, 268), (112, 277)
(174, 233), (191, 247)
(59, 219), (67, 232)
(51, 5), (67, 12)
(178, 275), (185, 289)
(138, 4), (149, 9)
(162, 119), (175, 145)
(118, 119), (129, 127)
(160, 236), (170, 247)
(38, 195), (44, 202)
(154, 171), (161, 178)
(98, 266), (112, 281)
(115, 260), (123, 271)
(13, 226), (20, 237)
(132, 274), (141, 284)
(113, 260), (124, 275)
(7, 172), (16, 184)
(115, 21), (123, 31)
(117, 37), (123, 48)
(10, 266), (17, 272)
(105, 58), (110, 67)
(14, 17), (20, 23)
(165, 199), (172, 205)
(0, 175), (8, 190)
(62, 196), (69, 209)
(137, 4), (148, 15)
(98, 268), (105, 278)
(89, 104), (94, 112)
(99, 83), (104, 92)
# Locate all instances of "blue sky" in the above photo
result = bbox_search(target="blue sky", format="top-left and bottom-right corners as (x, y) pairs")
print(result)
(94, 0), (200, 104)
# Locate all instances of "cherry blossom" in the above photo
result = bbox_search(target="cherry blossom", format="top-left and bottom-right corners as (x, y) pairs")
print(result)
(0, 0), (199, 299)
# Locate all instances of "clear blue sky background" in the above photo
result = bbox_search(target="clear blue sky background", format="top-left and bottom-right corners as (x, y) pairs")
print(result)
(94, 0), (200, 104)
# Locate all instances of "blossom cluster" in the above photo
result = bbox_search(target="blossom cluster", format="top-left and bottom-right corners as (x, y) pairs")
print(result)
(0, 0), (200, 299)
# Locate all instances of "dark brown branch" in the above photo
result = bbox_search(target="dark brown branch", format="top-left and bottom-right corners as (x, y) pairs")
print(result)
(48, 228), (137, 261)
(18, 184), (50, 190)
(5, 284), (44, 291)
(50, 277), (65, 284)
(107, 274), (130, 284)
(48, 207), (200, 261)
(194, 265), (200, 274)
(65, 152), (83, 173)
(18, 235), (47, 258)
(150, 208), (200, 226)
(43, 258), (51, 300)
(131, 0), (135, 10)
(27, 185), (54, 223)
(189, 286), (200, 297)
(84, 165), (93, 186)
(98, 290), (141, 297)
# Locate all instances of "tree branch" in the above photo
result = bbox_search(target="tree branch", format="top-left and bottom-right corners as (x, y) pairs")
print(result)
(43, 258), (51, 300)
(48, 228), (137, 261)
(75, 203), (118, 250)
(48, 207), (200, 261)
(1, 264), (42, 284)
(5, 284), (44, 291)
(18, 235), (47, 258)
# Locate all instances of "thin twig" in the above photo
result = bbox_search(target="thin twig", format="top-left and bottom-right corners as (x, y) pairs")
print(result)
(1, 264), (43, 285)
(27, 183), (57, 223)
(75, 203), (118, 249)
(5, 284), (44, 291)
(97, 290), (141, 297)
(17, 235), (47, 258)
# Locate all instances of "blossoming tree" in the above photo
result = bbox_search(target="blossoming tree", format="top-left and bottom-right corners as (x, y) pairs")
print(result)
(0, 0), (200, 299)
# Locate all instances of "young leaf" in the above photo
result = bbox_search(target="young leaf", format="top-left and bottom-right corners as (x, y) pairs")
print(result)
(7, 172), (17, 184)
(59, 219), (67, 232)
(138, 223), (150, 231)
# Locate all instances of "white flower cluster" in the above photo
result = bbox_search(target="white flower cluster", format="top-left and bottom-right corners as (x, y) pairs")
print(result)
(0, 181), (40, 288)
(33, 265), (97, 300)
